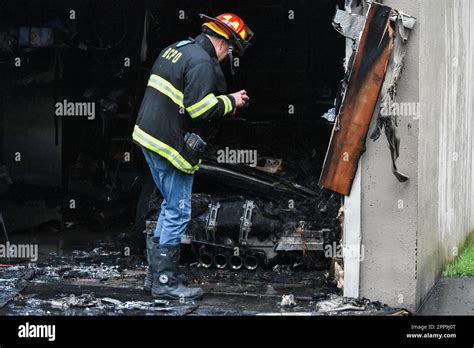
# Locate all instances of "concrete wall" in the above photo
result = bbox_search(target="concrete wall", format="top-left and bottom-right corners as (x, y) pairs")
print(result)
(417, 0), (474, 307)
(356, 0), (474, 311)
(358, 0), (420, 311)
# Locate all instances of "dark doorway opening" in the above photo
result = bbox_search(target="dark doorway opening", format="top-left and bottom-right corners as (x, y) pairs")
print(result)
(0, 0), (345, 268)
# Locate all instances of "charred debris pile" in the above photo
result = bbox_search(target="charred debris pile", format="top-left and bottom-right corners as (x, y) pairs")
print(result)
(145, 148), (343, 271)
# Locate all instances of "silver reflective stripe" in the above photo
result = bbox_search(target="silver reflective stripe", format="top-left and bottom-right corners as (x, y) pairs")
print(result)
(186, 94), (219, 118)
(148, 74), (184, 107)
(217, 95), (232, 115)
(132, 126), (197, 174)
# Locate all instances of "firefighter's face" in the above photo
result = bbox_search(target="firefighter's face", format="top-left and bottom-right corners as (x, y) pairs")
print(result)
(215, 39), (230, 62)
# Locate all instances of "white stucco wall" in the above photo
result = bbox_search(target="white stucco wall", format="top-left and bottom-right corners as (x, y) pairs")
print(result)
(352, 0), (473, 311)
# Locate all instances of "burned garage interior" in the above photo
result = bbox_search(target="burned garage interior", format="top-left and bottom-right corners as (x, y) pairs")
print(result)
(0, 0), (375, 317)
(3, 0), (474, 339)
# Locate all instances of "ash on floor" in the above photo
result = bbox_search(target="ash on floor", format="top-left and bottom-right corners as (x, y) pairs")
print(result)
(0, 240), (407, 316)
(0, 224), (405, 316)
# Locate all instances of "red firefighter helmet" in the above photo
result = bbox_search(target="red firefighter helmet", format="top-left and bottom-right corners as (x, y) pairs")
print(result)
(200, 13), (254, 56)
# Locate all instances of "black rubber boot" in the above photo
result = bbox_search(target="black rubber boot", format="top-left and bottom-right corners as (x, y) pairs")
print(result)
(151, 244), (203, 301)
(143, 234), (157, 293)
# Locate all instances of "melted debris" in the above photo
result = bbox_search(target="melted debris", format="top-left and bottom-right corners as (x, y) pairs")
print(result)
(0, 241), (408, 316)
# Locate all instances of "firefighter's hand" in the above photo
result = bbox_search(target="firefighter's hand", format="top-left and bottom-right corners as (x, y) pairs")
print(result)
(230, 90), (250, 109)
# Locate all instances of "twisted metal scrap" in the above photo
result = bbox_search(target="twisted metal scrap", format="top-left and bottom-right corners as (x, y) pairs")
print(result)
(370, 11), (416, 182)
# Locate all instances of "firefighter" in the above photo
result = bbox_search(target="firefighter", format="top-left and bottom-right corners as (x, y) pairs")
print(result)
(133, 13), (254, 300)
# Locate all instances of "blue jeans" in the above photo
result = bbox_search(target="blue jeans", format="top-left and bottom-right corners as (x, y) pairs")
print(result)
(142, 148), (194, 246)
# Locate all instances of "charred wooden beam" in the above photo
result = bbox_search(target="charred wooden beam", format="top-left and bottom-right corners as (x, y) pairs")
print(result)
(319, 3), (395, 196)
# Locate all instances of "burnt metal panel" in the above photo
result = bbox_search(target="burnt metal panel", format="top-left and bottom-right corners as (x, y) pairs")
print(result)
(319, 3), (395, 196)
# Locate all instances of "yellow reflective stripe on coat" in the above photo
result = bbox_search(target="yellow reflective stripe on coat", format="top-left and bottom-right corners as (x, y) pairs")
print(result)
(147, 74), (184, 107)
(186, 93), (219, 118)
(146, 74), (231, 118)
(132, 125), (200, 174)
(217, 95), (232, 115)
